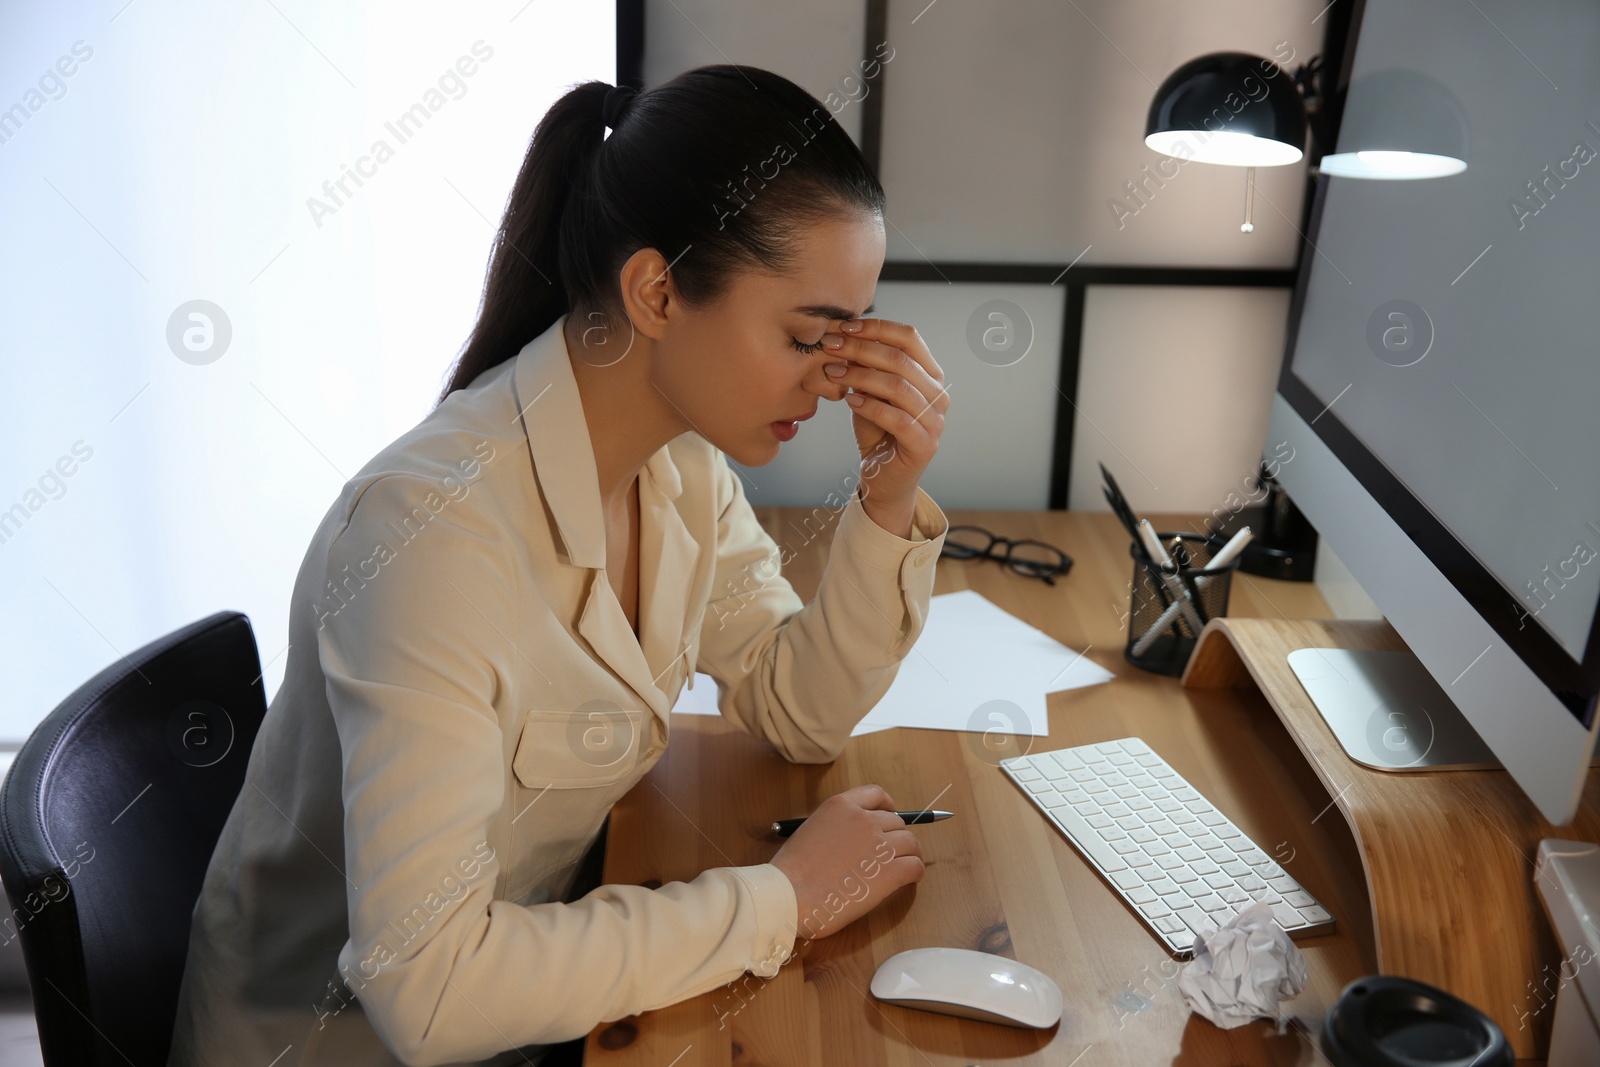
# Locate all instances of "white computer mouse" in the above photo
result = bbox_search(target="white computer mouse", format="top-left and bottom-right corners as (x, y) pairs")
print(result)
(869, 947), (1063, 1029)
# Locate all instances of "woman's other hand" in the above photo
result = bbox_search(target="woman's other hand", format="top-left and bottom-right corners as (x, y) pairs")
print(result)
(769, 783), (925, 941)
(819, 318), (948, 537)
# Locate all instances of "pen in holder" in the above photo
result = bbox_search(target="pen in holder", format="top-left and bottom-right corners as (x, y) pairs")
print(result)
(1124, 532), (1239, 676)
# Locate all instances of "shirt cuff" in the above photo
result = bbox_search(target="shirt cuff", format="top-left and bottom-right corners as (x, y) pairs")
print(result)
(729, 863), (799, 978)
(836, 484), (949, 574)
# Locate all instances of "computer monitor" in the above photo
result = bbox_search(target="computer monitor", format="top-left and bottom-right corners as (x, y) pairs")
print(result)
(1268, 0), (1600, 824)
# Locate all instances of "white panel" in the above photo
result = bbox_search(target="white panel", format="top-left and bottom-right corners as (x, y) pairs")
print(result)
(643, 0), (873, 145)
(878, 0), (1319, 267)
(744, 281), (1064, 510)
(1069, 285), (1291, 512)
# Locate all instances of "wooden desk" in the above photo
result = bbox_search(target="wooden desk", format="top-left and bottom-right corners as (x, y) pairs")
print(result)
(585, 507), (1591, 1065)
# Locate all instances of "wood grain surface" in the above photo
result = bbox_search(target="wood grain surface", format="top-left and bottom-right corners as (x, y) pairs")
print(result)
(1184, 615), (1600, 1062)
(584, 507), (1586, 1065)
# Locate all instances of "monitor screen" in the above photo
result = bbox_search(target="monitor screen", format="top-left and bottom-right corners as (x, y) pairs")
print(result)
(1279, 0), (1600, 721)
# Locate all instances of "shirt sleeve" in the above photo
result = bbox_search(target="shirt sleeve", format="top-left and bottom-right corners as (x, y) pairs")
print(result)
(696, 455), (950, 765)
(317, 475), (804, 1066)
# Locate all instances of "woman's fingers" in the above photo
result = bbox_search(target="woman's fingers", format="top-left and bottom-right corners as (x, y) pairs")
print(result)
(840, 317), (945, 386)
(845, 390), (940, 459)
(823, 329), (949, 414)
(831, 361), (943, 429)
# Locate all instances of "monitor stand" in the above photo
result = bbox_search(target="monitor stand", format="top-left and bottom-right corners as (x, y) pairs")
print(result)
(1181, 615), (1600, 1062)
(1285, 647), (1500, 771)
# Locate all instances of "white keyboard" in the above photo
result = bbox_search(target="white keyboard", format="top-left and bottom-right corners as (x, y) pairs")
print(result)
(1000, 737), (1335, 955)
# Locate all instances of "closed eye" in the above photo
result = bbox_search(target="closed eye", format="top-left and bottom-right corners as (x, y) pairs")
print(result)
(790, 336), (825, 354)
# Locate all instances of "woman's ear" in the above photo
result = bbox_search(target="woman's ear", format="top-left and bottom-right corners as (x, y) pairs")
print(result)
(618, 247), (676, 341)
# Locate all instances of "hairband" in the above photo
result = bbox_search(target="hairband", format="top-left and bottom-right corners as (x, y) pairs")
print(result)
(601, 84), (637, 130)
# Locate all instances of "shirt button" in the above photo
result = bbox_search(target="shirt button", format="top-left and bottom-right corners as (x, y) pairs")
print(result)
(914, 553), (928, 568)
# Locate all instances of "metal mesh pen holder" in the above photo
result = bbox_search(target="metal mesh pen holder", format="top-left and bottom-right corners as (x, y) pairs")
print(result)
(1123, 532), (1239, 676)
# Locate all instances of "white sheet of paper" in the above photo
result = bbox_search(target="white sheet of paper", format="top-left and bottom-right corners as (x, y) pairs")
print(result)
(670, 589), (1111, 738)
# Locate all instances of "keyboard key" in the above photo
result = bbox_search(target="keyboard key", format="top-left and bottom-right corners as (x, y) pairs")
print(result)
(1198, 811), (1227, 826)
(1115, 816), (1142, 831)
(1175, 907), (1213, 936)
(1237, 874), (1265, 892)
(1284, 890), (1316, 909)
(1094, 742), (1123, 756)
(1148, 877), (1181, 895)
(1118, 738), (1151, 754)
(1144, 899), (1171, 918)
(1203, 872), (1233, 890)
(1085, 813), (1112, 829)
(1069, 768), (1096, 783)
(1039, 761), (1071, 781)
(1125, 851), (1155, 869)
(1156, 914), (1186, 935)
(1126, 885), (1156, 904)
(1183, 881), (1211, 899)
(1135, 753), (1163, 767)
(1220, 860), (1250, 878)
(1129, 828), (1156, 843)
(1218, 886), (1250, 904)
(1112, 870), (1142, 890)
(1102, 827), (1128, 842)
(1050, 749), (1085, 771)
(1269, 902), (1306, 929)
(1041, 795), (1072, 809)
(1299, 904), (1332, 924)
(1168, 867), (1198, 884)
(1027, 780), (1054, 794)
(1145, 841), (1172, 857)
(1103, 803), (1132, 818)
(1012, 766), (1042, 781)
(1112, 840), (1142, 855)
(1175, 845), (1205, 862)
(1191, 859), (1220, 877)
(1154, 853), (1184, 870)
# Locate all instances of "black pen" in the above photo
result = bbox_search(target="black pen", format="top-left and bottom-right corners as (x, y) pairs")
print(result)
(770, 810), (955, 837)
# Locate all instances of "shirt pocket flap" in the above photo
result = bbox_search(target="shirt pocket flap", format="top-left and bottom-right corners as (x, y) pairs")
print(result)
(512, 707), (646, 789)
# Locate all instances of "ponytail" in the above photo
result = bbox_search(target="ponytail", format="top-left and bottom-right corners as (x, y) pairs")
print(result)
(435, 65), (884, 404)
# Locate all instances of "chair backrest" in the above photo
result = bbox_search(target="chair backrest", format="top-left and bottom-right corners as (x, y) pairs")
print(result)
(0, 611), (266, 1067)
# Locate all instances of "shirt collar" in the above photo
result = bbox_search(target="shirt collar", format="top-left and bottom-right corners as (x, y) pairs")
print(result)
(511, 313), (683, 570)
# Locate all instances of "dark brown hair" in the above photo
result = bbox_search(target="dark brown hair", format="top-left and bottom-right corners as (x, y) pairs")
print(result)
(435, 65), (885, 404)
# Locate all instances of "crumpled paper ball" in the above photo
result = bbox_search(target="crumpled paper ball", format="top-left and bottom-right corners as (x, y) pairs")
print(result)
(1176, 900), (1309, 1028)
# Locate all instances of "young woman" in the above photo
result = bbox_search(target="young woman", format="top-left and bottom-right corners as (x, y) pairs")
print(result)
(168, 65), (951, 1067)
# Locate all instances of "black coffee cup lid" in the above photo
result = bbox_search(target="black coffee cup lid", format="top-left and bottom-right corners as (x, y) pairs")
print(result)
(1322, 975), (1511, 1067)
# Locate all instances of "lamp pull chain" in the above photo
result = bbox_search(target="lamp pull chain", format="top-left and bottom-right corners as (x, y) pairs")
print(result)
(1241, 166), (1256, 233)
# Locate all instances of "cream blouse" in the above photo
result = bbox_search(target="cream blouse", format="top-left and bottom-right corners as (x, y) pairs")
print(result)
(166, 313), (949, 1066)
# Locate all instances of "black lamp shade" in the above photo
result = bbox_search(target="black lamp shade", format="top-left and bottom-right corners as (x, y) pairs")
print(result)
(1145, 52), (1307, 166)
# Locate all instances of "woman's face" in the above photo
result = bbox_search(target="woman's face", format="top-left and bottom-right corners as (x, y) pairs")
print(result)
(651, 211), (886, 467)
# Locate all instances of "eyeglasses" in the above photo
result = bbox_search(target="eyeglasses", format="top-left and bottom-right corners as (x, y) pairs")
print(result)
(939, 525), (1074, 586)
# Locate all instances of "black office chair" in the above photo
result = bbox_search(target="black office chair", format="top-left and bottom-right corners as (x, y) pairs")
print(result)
(0, 611), (267, 1067)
